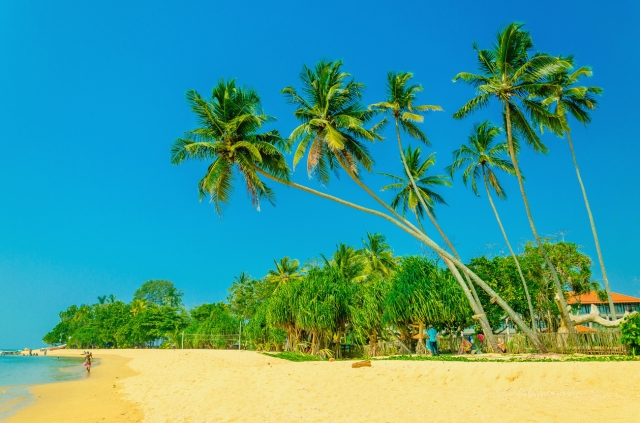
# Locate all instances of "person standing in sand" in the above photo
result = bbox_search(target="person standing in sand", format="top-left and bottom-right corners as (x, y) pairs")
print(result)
(426, 325), (439, 356)
(84, 354), (92, 374)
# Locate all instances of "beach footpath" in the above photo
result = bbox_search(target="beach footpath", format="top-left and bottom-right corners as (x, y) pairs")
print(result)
(6, 349), (640, 423)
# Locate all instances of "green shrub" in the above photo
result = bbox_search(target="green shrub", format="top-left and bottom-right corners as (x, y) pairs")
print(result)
(620, 312), (640, 355)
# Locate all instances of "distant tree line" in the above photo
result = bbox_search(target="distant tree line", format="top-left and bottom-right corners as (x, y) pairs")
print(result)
(43, 234), (601, 354)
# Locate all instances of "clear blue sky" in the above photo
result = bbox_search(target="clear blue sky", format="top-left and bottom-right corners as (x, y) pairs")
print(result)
(1, 1), (639, 348)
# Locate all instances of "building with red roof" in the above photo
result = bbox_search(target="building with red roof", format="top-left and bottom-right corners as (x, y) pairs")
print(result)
(567, 291), (640, 320)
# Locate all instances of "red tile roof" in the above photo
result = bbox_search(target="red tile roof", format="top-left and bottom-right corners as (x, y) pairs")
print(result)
(574, 324), (597, 333)
(567, 291), (640, 305)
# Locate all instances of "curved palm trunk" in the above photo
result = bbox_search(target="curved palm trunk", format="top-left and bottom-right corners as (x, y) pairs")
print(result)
(504, 103), (575, 333)
(253, 165), (547, 352)
(566, 131), (616, 319)
(483, 171), (536, 330)
(392, 118), (499, 352)
(415, 210), (499, 352)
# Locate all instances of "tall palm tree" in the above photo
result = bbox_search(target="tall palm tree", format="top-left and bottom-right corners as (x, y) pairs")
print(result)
(360, 232), (398, 279)
(173, 74), (546, 351)
(265, 257), (303, 289)
(542, 67), (615, 318)
(452, 22), (576, 332)
(447, 121), (536, 329)
(170, 79), (290, 215)
(282, 60), (380, 184)
(380, 147), (499, 350)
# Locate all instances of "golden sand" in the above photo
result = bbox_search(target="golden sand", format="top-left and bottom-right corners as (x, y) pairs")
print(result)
(6, 349), (640, 422)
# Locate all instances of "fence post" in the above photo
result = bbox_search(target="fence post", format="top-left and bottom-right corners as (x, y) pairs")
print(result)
(238, 321), (242, 351)
(181, 331), (184, 350)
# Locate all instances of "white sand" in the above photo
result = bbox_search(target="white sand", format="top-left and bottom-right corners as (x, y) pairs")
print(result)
(7, 349), (640, 422)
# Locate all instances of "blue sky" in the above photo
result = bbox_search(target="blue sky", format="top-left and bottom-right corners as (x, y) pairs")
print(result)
(1, 1), (639, 348)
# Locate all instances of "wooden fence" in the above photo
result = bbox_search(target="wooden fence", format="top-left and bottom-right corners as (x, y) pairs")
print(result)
(432, 330), (627, 355)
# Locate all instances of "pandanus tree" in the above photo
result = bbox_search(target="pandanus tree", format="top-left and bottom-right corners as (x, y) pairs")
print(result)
(542, 67), (614, 318)
(380, 146), (498, 350)
(447, 121), (536, 330)
(452, 22), (576, 332)
(173, 65), (547, 352)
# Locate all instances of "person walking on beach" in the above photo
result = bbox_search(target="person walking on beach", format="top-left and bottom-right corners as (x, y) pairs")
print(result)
(84, 353), (92, 374)
(427, 325), (439, 356)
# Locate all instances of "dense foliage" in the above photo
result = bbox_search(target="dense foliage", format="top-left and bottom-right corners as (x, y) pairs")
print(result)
(44, 235), (606, 355)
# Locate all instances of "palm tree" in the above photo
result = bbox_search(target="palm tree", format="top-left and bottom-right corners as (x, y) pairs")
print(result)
(323, 243), (367, 283)
(370, 71), (502, 350)
(542, 67), (615, 318)
(452, 22), (576, 332)
(282, 60), (380, 184)
(380, 147), (500, 351)
(265, 257), (303, 289)
(360, 232), (398, 279)
(174, 73), (546, 351)
(130, 299), (147, 316)
(447, 121), (536, 329)
(170, 78), (291, 215)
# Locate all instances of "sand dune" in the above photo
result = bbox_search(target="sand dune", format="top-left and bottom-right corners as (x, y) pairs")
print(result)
(6, 349), (640, 422)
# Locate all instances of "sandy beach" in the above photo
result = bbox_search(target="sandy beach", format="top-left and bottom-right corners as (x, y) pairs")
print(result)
(5, 349), (640, 423)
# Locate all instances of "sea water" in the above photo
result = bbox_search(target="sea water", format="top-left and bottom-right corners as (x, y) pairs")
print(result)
(0, 354), (86, 421)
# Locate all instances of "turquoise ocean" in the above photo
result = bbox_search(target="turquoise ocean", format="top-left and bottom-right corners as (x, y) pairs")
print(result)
(0, 353), (86, 421)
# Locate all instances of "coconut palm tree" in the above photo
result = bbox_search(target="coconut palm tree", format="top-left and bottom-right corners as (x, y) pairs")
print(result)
(265, 257), (303, 290)
(380, 147), (500, 350)
(174, 74), (546, 351)
(360, 232), (398, 279)
(370, 71), (501, 350)
(323, 243), (367, 283)
(452, 22), (575, 332)
(542, 66), (614, 318)
(170, 78), (291, 215)
(282, 60), (380, 184)
(447, 121), (536, 329)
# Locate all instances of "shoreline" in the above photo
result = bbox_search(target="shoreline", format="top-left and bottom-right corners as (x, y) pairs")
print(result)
(4, 351), (143, 423)
(5, 349), (640, 422)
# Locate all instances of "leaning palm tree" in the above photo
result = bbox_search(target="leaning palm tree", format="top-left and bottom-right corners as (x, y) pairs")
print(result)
(370, 71), (499, 350)
(173, 74), (546, 351)
(282, 60), (380, 184)
(265, 257), (303, 290)
(360, 232), (398, 279)
(542, 67), (615, 318)
(452, 22), (576, 332)
(170, 79), (291, 215)
(380, 147), (499, 351)
(447, 121), (536, 329)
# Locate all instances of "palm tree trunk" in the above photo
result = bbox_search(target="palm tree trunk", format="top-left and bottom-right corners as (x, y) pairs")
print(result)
(566, 130), (616, 319)
(415, 210), (499, 351)
(253, 165), (547, 352)
(483, 171), (536, 330)
(504, 103), (575, 333)
(392, 118), (499, 352)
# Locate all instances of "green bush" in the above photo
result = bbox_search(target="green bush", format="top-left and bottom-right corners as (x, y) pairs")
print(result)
(620, 312), (640, 355)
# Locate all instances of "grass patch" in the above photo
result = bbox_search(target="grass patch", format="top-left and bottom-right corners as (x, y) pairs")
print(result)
(262, 352), (325, 362)
(378, 354), (640, 363)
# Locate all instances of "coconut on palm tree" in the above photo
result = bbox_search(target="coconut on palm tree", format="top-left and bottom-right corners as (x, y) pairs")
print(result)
(447, 121), (536, 330)
(452, 22), (576, 332)
(542, 66), (614, 318)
